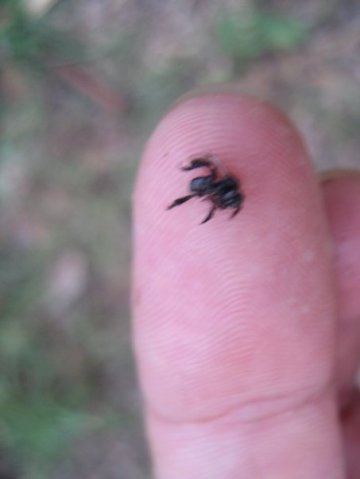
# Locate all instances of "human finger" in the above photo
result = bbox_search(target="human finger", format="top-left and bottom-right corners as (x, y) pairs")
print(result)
(133, 93), (344, 479)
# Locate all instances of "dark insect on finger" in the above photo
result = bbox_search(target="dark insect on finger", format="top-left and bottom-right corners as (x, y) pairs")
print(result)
(167, 156), (245, 224)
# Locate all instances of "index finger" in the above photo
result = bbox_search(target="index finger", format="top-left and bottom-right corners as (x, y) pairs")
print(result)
(132, 93), (344, 479)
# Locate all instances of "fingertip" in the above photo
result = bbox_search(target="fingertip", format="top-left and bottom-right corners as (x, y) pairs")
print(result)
(134, 92), (313, 238)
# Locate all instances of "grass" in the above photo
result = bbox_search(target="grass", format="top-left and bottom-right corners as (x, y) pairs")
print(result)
(215, 8), (308, 70)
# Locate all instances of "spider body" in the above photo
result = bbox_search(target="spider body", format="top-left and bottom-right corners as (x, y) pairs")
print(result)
(167, 157), (244, 224)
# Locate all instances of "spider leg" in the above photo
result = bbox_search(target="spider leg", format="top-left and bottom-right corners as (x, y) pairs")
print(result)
(230, 206), (241, 218)
(167, 194), (195, 209)
(182, 158), (212, 170)
(201, 205), (216, 224)
(182, 158), (217, 180)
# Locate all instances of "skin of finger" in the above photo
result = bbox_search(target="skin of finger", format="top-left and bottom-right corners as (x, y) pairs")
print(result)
(133, 94), (344, 478)
(322, 177), (360, 400)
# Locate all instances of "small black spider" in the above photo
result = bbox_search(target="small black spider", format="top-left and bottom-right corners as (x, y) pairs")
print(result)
(167, 156), (244, 224)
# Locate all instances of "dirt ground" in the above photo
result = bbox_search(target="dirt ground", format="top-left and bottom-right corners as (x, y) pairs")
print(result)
(0, 0), (359, 478)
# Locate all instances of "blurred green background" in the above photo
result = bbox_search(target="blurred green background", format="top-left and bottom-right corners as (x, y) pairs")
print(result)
(0, 0), (359, 477)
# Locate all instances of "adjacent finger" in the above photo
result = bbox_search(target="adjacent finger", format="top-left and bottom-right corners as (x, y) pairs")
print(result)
(322, 176), (360, 478)
(322, 176), (360, 405)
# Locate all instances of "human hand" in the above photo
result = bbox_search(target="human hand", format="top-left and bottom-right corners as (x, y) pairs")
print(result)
(132, 92), (360, 478)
